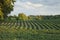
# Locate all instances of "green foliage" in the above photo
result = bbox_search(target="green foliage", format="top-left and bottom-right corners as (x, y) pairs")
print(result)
(0, 6), (4, 20)
(36, 16), (43, 20)
(18, 13), (28, 20)
(0, 0), (15, 18)
(0, 26), (60, 40)
(0, 18), (60, 40)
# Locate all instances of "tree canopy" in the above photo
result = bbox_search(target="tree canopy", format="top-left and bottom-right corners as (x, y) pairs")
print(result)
(0, 0), (15, 18)
(18, 13), (28, 20)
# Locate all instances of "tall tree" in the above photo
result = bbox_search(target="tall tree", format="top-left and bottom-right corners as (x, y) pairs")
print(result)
(0, 0), (15, 18)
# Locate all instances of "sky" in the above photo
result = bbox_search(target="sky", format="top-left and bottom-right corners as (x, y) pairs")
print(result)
(10, 0), (60, 16)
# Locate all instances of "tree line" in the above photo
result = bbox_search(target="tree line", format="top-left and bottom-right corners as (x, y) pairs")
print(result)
(7, 13), (60, 21)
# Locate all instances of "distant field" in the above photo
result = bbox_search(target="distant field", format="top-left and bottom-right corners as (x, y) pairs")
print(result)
(0, 19), (60, 40)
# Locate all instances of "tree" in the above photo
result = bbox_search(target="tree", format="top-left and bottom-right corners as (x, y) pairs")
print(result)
(18, 13), (28, 20)
(36, 15), (43, 20)
(0, 0), (15, 18)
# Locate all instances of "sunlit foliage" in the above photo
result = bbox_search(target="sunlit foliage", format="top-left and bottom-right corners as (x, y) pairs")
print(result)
(0, 0), (15, 19)
(18, 13), (28, 20)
